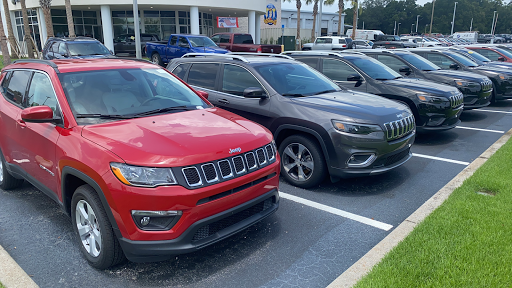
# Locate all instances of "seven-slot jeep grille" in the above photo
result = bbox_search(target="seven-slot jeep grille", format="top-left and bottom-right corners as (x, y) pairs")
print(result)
(449, 93), (464, 108)
(384, 115), (415, 141)
(180, 143), (276, 189)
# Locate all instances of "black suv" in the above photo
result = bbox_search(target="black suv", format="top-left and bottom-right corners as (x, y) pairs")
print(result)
(114, 33), (160, 57)
(283, 51), (463, 132)
(409, 48), (512, 102)
(167, 53), (415, 188)
(359, 49), (493, 109)
(42, 37), (113, 60)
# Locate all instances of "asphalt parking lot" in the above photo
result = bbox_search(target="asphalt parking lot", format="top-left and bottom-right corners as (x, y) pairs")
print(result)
(1, 100), (512, 288)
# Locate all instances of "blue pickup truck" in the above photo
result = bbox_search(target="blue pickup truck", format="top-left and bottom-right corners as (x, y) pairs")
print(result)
(146, 34), (229, 66)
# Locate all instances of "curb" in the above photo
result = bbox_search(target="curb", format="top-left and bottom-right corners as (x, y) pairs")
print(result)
(0, 245), (39, 288)
(327, 127), (512, 288)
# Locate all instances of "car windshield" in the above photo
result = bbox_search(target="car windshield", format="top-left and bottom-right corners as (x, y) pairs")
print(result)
(382, 36), (400, 41)
(449, 52), (479, 67)
(464, 50), (491, 62)
(495, 48), (512, 58)
(347, 57), (402, 80)
(67, 42), (111, 56)
(255, 63), (342, 96)
(401, 53), (441, 71)
(188, 37), (218, 47)
(59, 68), (209, 124)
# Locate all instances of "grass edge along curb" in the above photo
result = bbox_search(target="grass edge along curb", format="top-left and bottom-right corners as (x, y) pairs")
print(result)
(327, 127), (512, 288)
(0, 245), (39, 288)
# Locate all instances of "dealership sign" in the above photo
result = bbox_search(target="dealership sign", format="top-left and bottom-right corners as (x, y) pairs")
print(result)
(217, 17), (239, 28)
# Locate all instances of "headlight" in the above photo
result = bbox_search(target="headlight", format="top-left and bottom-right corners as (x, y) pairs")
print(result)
(110, 163), (177, 187)
(332, 120), (382, 135)
(498, 74), (510, 80)
(416, 93), (448, 104)
(454, 80), (479, 87)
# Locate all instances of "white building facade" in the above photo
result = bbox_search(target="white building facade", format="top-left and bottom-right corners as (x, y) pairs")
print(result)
(2, 0), (267, 51)
(280, 9), (348, 37)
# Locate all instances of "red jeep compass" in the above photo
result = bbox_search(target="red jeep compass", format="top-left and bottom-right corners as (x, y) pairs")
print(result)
(0, 59), (280, 269)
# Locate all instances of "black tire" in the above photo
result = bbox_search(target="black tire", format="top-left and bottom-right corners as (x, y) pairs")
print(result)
(151, 53), (163, 66)
(71, 184), (125, 269)
(0, 151), (24, 190)
(278, 135), (327, 189)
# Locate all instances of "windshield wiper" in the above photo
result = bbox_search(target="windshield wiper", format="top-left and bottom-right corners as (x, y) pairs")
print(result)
(311, 89), (338, 96)
(131, 106), (194, 117)
(75, 113), (132, 119)
(375, 78), (391, 81)
(282, 93), (307, 97)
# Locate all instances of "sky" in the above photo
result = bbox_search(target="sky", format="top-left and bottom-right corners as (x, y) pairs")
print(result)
(281, 0), (432, 13)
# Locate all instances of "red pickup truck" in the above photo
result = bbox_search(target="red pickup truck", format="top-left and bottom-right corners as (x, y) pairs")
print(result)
(211, 33), (282, 54)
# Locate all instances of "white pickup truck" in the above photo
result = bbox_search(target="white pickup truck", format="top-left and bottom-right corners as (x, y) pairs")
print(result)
(302, 36), (353, 51)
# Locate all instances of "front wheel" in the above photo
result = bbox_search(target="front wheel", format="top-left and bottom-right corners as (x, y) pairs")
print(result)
(151, 53), (163, 66)
(279, 135), (327, 188)
(71, 185), (125, 269)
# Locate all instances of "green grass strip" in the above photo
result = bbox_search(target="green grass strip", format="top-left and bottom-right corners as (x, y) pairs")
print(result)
(355, 138), (512, 288)
(0, 281), (4, 288)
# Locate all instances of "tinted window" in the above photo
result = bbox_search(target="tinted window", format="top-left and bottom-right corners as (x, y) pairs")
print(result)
(474, 49), (500, 61)
(4, 70), (31, 105)
(448, 52), (478, 67)
(51, 42), (59, 52)
(233, 34), (253, 44)
(296, 57), (319, 70)
(222, 65), (263, 96)
(67, 42), (110, 56)
(464, 50), (490, 62)
(188, 37), (217, 47)
(346, 57), (402, 80)
(315, 38), (332, 44)
(426, 53), (456, 69)
(401, 53), (441, 71)
(187, 63), (219, 90)
(58, 43), (68, 55)
(178, 37), (189, 47)
(322, 59), (359, 81)
(211, 35), (220, 43)
(220, 35), (231, 43)
(26, 72), (60, 117)
(141, 36), (153, 41)
(494, 48), (512, 59)
(169, 36), (178, 46)
(172, 63), (190, 79)
(376, 55), (407, 72)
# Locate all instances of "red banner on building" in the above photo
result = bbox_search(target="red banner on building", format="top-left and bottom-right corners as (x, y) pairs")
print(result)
(217, 17), (239, 28)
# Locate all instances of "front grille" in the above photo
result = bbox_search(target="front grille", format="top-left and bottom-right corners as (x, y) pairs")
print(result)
(449, 93), (464, 108)
(201, 164), (218, 183)
(218, 160), (233, 179)
(182, 167), (202, 187)
(232, 156), (246, 174)
(384, 148), (411, 166)
(256, 148), (267, 165)
(192, 197), (274, 242)
(384, 115), (415, 141)
(481, 80), (492, 91)
(245, 152), (257, 170)
(265, 144), (275, 161)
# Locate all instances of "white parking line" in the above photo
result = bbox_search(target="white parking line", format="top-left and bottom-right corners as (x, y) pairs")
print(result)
(279, 192), (394, 231)
(412, 153), (470, 165)
(456, 126), (505, 133)
(475, 109), (512, 114)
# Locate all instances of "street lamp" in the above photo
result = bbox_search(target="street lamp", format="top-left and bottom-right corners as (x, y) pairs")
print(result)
(425, 24), (428, 34)
(416, 15), (420, 33)
(450, 2), (458, 35)
(490, 10), (497, 43)
(411, 24), (415, 34)
(429, 0), (436, 35)
(397, 23), (401, 36)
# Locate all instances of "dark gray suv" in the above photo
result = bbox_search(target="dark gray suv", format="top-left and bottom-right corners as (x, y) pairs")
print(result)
(167, 53), (415, 188)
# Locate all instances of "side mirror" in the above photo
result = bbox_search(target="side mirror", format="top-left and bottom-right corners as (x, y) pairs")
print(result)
(399, 66), (412, 73)
(21, 106), (58, 123)
(347, 74), (362, 82)
(243, 87), (267, 98)
(498, 56), (506, 62)
(195, 90), (208, 99)
(449, 63), (460, 70)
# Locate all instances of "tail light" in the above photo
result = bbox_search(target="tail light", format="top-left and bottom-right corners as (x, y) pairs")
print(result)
(342, 44), (346, 47)
(257, 47), (262, 53)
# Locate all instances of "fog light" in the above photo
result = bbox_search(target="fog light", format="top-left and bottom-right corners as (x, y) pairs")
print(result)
(426, 116), (445, 127)
(347, 153), (376, 167)
(131, 210), (182, 231)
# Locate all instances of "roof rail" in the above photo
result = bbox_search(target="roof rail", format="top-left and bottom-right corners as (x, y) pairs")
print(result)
(281, 50), (346, 57)
(339, 50), (366, 55)
(181, 53), (249, 62)
(13, 59), (60, 73)
(226, 52), (294, 60)
(101, 56), (154, 64)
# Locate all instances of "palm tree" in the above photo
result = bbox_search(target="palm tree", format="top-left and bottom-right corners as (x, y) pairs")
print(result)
(0, 4), (10, 66)
(2, 0), (19, 58)
(285, 0), (302, 50)
(40, 0), (54, 38)
(20, 0), (34, 58)
(310, 0), (318, 42)
(351, 0), (357, 39)
(65, 0), (75, 37)
(337, 0), (344, 35)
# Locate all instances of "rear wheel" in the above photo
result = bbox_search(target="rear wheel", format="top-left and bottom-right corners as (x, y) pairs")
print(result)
(151, 53), (163, 66)
(0, 151), (24, 190)
(279, 135), (327, 188)
(71, 185), (125, 269)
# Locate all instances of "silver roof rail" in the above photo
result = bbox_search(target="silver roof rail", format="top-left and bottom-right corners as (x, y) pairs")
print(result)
(339, 50), (366, 55)
(226, 52), (294, 60)
(181, 53), (249, 63)
(281, 50), (346, 57)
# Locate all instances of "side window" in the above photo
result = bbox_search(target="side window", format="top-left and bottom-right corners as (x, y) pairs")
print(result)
(51, 42), (59, 53)
(26, 72), (60, 117)
(172, 63), (190, 80)
(222, 65), (263, 96)
(296, 57), (319, 70)
(426, 53), (455, 69)
(4, 70), (31, 105)
(58, 43), (68, 55)
(220, 35), (231, 43)
(475, 49), (500, 61)
(169, 36), (178, 46)
(211, 35), (220, 44)
(322, 59), (359, 81)
(376, 55), (407, 72)
(178, 37), (189, 47)
(187, 63), (219, 90)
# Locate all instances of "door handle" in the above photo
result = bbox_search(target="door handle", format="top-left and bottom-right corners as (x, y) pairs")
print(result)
(218, 99), (230, 104)
(17, 119), (27, 128)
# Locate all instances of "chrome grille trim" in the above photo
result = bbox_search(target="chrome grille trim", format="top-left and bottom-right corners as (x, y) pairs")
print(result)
(182, 167), (203, 187)
(384, 115), (415, 141)
(265, 144), (275, 161)
(245, 152), (258, 170)
(232, 156), (246, 175)
(201, 163), (218, 183)
(255, 148), (267, 166)
(449, 93), (464, 108)
(218, 159), (233, 179)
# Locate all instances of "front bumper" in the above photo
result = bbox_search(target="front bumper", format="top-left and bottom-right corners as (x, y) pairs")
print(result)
(460, 87), (492, 110)
(417, 102), (463, 132)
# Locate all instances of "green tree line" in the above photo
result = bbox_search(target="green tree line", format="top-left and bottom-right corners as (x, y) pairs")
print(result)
(343, 0), (512, 35)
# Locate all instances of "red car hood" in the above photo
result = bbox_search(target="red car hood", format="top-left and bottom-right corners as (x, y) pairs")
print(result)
(81, 108), (272, 167)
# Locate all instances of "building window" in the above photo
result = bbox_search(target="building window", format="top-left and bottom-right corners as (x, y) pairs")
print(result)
(51, 9), (100, 40)
(112, 10), (139, 38)
(143, 10), (176, 41)
(14, 9), (40, 50)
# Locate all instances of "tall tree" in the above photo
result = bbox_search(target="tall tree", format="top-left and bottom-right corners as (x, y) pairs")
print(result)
(2, 0), (19, 58)
(20, 0), (34, 58)
(351, 0), (358, 39)
(40, 0), (54, 38)
(338, 0), (345, 35)
(310, 0), (318, 41)
(65, 0), (75, 37)
(0, 3), (10, 66)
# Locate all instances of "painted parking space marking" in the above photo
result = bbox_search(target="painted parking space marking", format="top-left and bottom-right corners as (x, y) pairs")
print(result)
(412, 153), (470, 165)
(279, 192), (394, 231)
(456, 126), (505, 133)
(475, 109), (512, 114)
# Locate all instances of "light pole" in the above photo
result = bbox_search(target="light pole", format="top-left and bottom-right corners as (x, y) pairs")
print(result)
(411, 24), (415, 34)
(397, 22), (401, 36)
(469, 18), (473, 31)
(450, 2), (458, 35)
(425, 24), (428, 34)
(416, 15), (420, 33)
(490, 10), (497, 43)
(394, 21), (397, 35)
(429, 0), (436, 35)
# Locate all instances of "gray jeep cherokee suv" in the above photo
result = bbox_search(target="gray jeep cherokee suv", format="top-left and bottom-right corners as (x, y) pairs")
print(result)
(167, 53), (415, 188)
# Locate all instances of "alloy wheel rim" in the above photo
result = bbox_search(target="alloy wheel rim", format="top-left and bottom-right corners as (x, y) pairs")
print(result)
(0, 159), (3, 182)
(282, 143), (314, 182)
(75, 200), (102, 257)
(151, 55), (159, 64)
